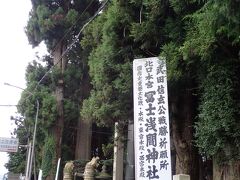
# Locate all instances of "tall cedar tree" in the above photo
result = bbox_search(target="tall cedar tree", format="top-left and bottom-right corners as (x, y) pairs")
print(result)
(181, 0), (240, 179)
(25, 0), (99, 179)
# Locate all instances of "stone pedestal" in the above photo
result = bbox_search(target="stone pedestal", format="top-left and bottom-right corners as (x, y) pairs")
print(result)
(83, 165), (95, 180)
(63, 173), (73, 180)
(173, 174), (190, 180)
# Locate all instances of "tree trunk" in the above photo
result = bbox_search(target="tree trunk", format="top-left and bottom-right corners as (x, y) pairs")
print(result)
(54, 42), (67, 159)
(170, 86), (199, 180)
(46, 42), (67, 180)
(213, 159), (240, 180)
(75, 69), (92, 160)
(75, 118), (92, 160)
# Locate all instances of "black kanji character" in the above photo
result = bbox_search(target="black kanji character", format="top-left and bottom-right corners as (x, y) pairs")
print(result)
(146, 148), (159, 163)
(157, 85), (165, 94)
(146, 81), (154, 88)
(145, 117), (157, 132)
(158, 105), (166, 115)
(160, 160), (169, 170)
(159, 137), (167, 149)
(158, 116), (167, 125)
(146, 73), (153, 80)
(146, 103), (156, 116)
(146, 165), (159, 179)
(137, 65), (143, 71)
(138, 116), (144, 122)
(139, 155), (144, 161)
(157, 64), (166, 75)
(159, 126), (168, 136)
(145, 61), (153, 67)
(146, 133), (157, 147)
(159, 150), (168, 159)
(137, 71), (142, 76)
(145, 91), (156, 103)
(157, 95), (165, 104)
(146, 67), (153, 73)
(157, 76), (165, 83)
(139, 145), (144, 151)
(138, 86), (143, 92)
(140, 139), (144, 145)
(139, 111), (143, 116)
(140, 172), (145, 177)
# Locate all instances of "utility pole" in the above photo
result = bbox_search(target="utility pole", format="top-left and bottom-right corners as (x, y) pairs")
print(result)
(4, 82), (39, 180)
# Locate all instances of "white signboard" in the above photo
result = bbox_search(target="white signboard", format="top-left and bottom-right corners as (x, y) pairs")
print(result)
(0, 137), (19, 152)
(133, 57), (172, 179)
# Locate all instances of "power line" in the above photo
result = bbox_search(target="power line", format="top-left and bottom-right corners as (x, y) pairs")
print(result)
(33, 0), (109, 93)
(50, 0), (96, 56)
(0, 105), (19, 107)
(5, 1), (110, 123)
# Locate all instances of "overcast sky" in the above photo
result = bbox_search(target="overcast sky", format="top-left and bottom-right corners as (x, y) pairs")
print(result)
(0, 1), (47, 177)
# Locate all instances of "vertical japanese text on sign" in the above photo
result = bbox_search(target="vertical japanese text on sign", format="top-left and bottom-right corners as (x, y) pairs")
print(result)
(133, 57), (172, 180)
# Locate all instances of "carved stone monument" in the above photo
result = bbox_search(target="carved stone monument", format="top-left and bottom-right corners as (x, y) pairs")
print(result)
(63, 161), (74, 180)
(83, 157), (100, 180)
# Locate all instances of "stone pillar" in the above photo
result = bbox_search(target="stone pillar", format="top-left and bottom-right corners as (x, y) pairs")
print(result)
(173, 174), (190, 180)
(113, 122), (124, 180)
(125, 121), (134, 180)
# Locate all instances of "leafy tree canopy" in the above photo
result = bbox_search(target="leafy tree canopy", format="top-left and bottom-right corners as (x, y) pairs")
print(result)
(26, 0), (99, 49)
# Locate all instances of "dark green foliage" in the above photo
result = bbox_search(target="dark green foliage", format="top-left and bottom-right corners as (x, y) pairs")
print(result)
(81, 1), (134, 130)
(195, 62), (240, 161)
(26, 0), (100, 49)
(81, 14), (106, 50)
(73, 159), (88, 174)
(6, 60), (58, 174)
(181, 0), (240, 61)
(5, 149), (26, 173)
(41, 135), (56, 178)
(181, 0), (240, 162)
(102, 143), (114, 159)
(5, 116), (29, 174)
(40, 92), (58, 129)
(18, 60), (58, 132)
(98, 159), (113, 175)
(161, 42), (183, 80)
(63, 63), (83, 100)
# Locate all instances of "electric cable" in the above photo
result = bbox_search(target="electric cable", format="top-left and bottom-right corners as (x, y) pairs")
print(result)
(50, 0), (96, 56)
(32, 0), (109, 93)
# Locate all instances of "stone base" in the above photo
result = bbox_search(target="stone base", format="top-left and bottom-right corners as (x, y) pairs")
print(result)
(63, 173), (73, 180)
(173, 174), (190, 180)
